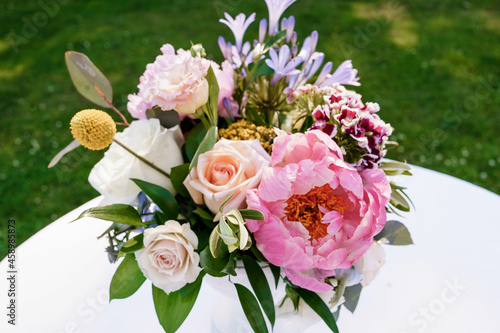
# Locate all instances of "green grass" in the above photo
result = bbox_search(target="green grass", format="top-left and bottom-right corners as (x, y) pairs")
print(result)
(1, 0), (499, 259)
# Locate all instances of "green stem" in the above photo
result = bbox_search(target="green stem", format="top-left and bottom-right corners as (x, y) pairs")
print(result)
(113, 138), (170, 178)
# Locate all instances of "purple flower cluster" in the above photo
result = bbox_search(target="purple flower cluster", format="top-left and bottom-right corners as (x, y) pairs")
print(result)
(308, 84), (393, 169)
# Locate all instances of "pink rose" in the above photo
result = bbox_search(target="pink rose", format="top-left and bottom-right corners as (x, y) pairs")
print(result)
(184, 139), (271, 221)
(127, 43), (209, 117)
(246, 129), (391, 292)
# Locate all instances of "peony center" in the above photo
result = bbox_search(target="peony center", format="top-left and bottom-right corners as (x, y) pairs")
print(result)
(285, 184), (349, 240)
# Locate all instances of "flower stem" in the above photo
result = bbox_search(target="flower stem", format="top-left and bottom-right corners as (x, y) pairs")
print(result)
(94, 86), (130, 126)
(112, 138), (170, 178)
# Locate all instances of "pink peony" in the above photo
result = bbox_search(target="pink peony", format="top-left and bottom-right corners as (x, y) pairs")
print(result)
(246, 129), (391, 292)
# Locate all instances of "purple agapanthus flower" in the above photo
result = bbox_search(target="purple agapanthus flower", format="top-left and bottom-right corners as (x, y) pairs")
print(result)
(317, 60), (361, 87)
(220, 12), (256, 52)
(266, 44), (303, 85)
(264, 0), (297, 36)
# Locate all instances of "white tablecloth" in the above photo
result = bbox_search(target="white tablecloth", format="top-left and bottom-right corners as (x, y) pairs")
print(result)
(1, 165), (499, 333)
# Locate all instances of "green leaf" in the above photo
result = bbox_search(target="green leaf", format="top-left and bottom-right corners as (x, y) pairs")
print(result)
(269, 264), (281, 289)
(390, 189), (411, 212)
(251, 60), (274, 77)
(245, 106), (267, 126)
(170, 163), (191, 198)
(343, 283), (362, 313)
(200, 244), (230, 277)
(146, 107), (180, 129)
(239, 209), (265, 221)
(242, 256), (276, 327)
(294, 287), (339, 333)
(119, 233), (144, 254)
(109, 253), (146, 301)
(65, 51), (113, 108)
(219, 193), (234, 213)
(152, 277), (203, 333)
(375, 220), (414, 245)
(131, 179), (179, 221)
(73, 204), (143, 227)
(264, 30), (286, 49)
(185, 122), (207, 161)
(189, 126), (218, 170)
(206, 65), (219, 125)
(193, 207), (214, 222)
(380, 161), (412, 176)
(234, 283), (269, 333)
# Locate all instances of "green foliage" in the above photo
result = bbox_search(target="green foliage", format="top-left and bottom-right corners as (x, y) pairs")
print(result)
(375, 220), (414, 245)
(343, 283), (362, 313)
(109, 253), (146, 300)
(242, 256), (275, 327)
(73, 204), (143, 227)
(234, 283), (269, 333)
(170, 163), (191, 198)
(65, 51), (113, 108)
(131, 179), (179, 221)
(189, 126), (218, 170)
(152, 273), (204, 333)
(293, 286), (339, 333)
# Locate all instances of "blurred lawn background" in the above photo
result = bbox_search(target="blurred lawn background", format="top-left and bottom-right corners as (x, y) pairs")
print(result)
(1, 0), (499, 259)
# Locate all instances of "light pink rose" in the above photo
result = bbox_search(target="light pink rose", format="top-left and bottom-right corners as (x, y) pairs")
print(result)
(135, 221), (202, 294)
(127, 43), (209, 117)
(246, 129), (391, 292)
(184, 139), (271, 221)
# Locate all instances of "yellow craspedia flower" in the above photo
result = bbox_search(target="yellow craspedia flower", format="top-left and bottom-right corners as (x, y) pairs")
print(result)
(70, 109), (116, 150)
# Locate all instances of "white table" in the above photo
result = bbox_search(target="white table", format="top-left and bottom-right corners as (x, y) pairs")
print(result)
(1, 165), (499, 333)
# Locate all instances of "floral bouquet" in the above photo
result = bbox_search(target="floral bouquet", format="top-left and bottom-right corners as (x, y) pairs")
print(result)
(50, 0), (413, 332)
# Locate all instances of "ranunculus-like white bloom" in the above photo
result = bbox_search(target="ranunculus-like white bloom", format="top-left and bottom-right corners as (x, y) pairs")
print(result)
(184, 139), (271, 221)
(88, 119), (184, 204)
(135, 221), (202, 294)
(354, 241), (386, 287)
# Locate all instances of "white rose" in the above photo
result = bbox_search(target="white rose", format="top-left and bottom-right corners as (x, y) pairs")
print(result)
(88, 119), (184, 204)
(135, 221), (202, 294)
(183, 139), (272, 220)
(354, 241), (386, 287)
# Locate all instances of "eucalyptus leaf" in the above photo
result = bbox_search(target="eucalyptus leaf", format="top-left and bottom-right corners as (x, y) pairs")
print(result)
(152, 277), (202, 333)
(48, 139), (81, 168)
(234, 283), (269, 333)
(146, 107), (180, 129)
(294, 287), (339, 333)
(131, 179), (179, 221)
(65, 51), (113, 108)
(73, 204), (143, 227)
(242, 256), (276, 327)
(109, 253), (146, 300)
(343, 283), (362, 313)
(375, 220), (414, 245)
(189, 126), (218, 170)
(170, 163), (191, 198)
(240, 209), (265, 221)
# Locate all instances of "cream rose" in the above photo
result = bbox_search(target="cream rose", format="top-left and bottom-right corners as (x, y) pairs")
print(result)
(184, 139), (271, 220)
(135, 221), (202, 294)
(88, 119), (184, 204)
(354, 241), (386, 287)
